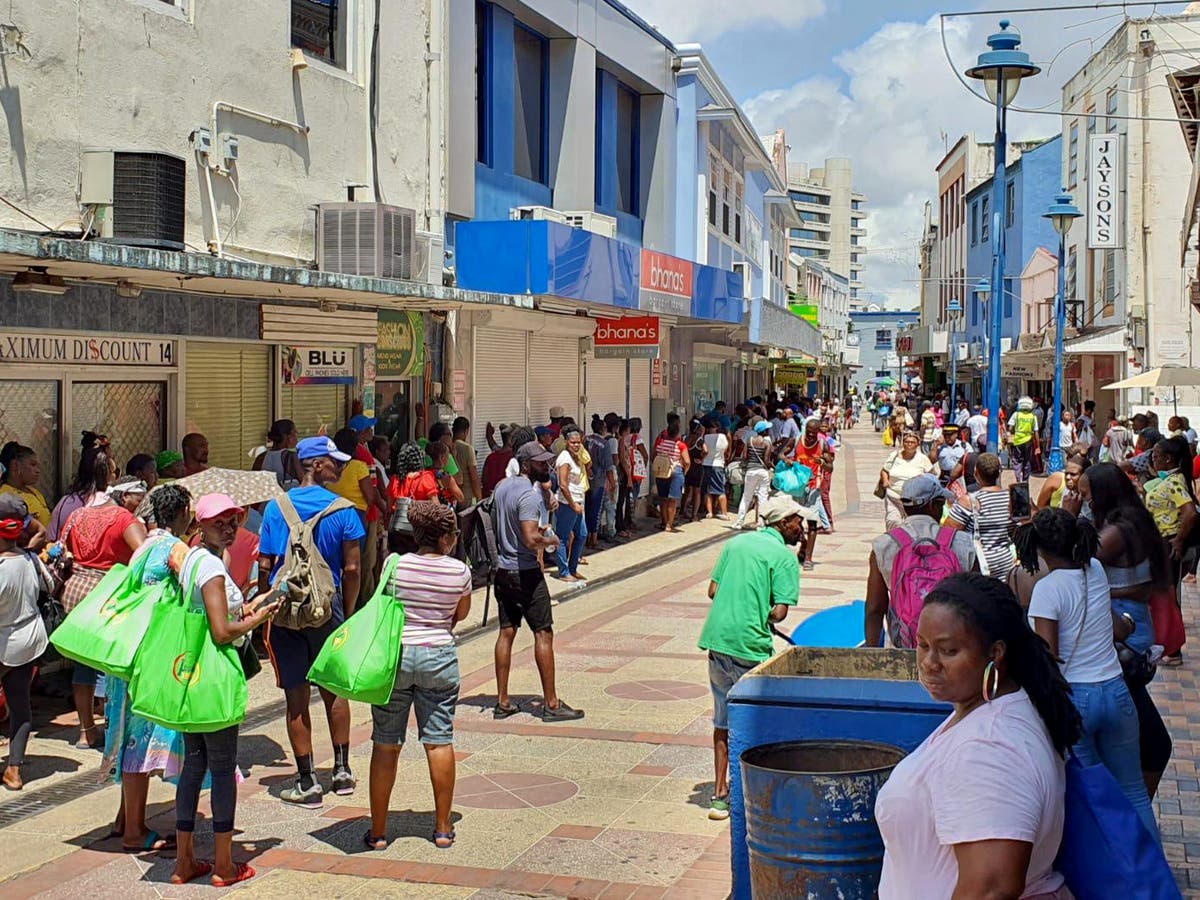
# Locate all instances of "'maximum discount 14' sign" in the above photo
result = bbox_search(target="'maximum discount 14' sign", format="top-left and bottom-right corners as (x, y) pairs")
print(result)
(1088, 134), (1121, 249)
(593, 316), (660, 359)
(638, 249), (693, 316)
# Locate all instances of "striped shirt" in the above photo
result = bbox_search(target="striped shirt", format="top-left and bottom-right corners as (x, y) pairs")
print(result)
(388, 552), (472, 647)
(947, 489), (1014, 579)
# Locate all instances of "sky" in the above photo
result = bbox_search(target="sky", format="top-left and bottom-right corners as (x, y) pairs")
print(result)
(624, 0), (1194, 310)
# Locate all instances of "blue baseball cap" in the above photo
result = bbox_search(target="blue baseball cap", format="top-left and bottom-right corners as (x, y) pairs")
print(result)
(754, 420), (771, 434)
(297, 436), (350, 462)
(349, 414), (377, 431)
(534, 425), (552, 437)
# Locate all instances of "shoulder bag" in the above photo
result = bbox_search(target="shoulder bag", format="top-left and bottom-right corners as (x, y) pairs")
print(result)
(969, 493), (991, 577)
(874, 451), (898, 500)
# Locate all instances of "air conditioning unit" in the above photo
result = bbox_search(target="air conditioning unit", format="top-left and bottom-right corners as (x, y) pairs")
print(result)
(79, 150), (187, 250)
(562, 210), (617, 238)
(511, 205), (569, 225)
(414, 231), (445, 286)
(316, 202), (417, 280)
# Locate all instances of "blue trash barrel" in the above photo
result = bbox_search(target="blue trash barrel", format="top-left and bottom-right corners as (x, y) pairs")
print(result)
(740, 739), (906, 899)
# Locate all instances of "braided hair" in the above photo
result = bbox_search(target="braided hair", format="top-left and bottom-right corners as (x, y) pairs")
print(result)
(924, 572), (1082, 756)
(394, 442), (425, 479)
(149, 484), (192, 532)
(1014, 507), (1099, 575)
(407, 500), (458, 551)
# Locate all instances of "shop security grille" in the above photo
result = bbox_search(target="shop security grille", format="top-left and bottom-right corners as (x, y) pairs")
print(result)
(70, 382), (165, 478)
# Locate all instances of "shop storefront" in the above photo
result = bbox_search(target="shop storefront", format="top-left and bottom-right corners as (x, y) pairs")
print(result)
(375, 310), (428, 447)
(0, 330), (179, 498)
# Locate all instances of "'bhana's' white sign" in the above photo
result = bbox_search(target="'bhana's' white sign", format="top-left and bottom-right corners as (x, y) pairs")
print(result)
(1088, 134), (1121, 249)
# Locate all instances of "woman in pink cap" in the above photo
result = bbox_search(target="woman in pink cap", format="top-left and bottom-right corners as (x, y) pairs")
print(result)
(169, 493), (284, 888)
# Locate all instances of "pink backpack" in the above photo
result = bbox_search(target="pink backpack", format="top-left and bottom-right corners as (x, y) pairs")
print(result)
(887, 527), (963, 648)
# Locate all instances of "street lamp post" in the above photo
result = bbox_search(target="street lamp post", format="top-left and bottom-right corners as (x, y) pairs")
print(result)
(966, 20), (1040, 453)
(948, 296), (962, 413)
(974, 277), (991, 417)
(1042, 188), (1083, 474)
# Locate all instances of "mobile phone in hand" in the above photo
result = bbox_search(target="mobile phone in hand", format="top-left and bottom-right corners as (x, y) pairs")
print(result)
(1009, 482), (1032, 520)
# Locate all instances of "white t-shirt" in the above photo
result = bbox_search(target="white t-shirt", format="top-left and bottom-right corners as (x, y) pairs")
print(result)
(703, 433), (729, 469)
(1028, 559), (1122, 684)
(181, 548), (245, 618)
(876, 689), (1066, 899)
(966, 414), (988, 446)
(556, 450), (586, 504)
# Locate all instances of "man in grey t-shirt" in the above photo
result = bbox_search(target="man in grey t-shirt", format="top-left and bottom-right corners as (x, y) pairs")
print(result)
(491, 441), (584, 723)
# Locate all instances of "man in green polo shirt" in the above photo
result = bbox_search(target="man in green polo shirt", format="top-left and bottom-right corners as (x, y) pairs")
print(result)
(699, 493), (802, 820)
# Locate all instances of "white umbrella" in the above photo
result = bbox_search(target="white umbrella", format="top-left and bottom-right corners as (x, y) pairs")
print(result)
(1101, 366), (1200, 415)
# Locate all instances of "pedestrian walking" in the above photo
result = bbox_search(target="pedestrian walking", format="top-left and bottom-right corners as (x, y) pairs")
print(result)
(699, 494), (802, 821)
(944, 453), (1015, 580)
(258, 436), (365, 807)
(866, 474), (975, 648)
(170, 493), (282, 888)
(876, 572), (1079, 899)
(366, 502), (471, 852)
(491, 441), (583, 722)
(734, 420), (773, 529)
(878, 432), (938, 531)
(1007, 397), (1039, 483)
(1018, 508), (1158, 837)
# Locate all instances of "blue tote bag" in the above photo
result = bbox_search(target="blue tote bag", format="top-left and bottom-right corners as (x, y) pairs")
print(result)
(1056, 752), (1180, 900)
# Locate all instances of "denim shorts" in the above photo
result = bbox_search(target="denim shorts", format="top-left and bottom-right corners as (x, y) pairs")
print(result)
(656, 467), (685, 501)
(371, 643), (460, 746)
(708, 650), (758, 729)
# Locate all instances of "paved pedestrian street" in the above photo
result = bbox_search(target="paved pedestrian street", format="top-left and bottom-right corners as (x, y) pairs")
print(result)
(2, 427), (1199, 897)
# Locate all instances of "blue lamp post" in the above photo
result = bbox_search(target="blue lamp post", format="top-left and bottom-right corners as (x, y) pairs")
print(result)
(974, 278), (991, 412)
(1042, 188), (1083, 473)
(947, 296), (962, 413)
(966, 20), (1041, 453)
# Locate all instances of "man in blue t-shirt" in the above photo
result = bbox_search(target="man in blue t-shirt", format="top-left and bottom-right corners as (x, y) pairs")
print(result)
(258, 435), (365, 808)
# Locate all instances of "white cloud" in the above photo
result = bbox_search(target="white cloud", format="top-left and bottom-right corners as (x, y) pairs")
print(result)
(623, 0), (826, 43)
(742, 12), (1094, 309)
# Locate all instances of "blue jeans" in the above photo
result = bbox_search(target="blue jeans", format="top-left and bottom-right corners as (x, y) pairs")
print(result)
(1112, 598), (1154, 654)
(585, 483), (605, 537)
(554, 502), (587, 576)
(1071, 675), (1158, 838)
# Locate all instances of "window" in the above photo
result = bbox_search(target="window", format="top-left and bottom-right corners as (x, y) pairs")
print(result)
(1106, 88), (1118, 132)
(513, 24), (547, 183)
(1006, 181), (1015, 229)
(734, 182), (744, 245)
(291, 0), (347, 68)
(851, 253), (861, 264)
(980, 196), (990, 243)
(791, 228), (822, 241)
(798, 210), (829, 223)
(970, 201), (978, 245)
(475, 2), (491, 165)
(1103, 249), (1116, 309)
(708, 191), (717, 226)
(1068, 121), (1079, 187)
(789, 190), (830, 206)
(1086, 105), (1096, 136)
(614, 84), (639, 215)
(851, 199), (862, 210)
(851, 235), (860, 246)
(721, 170), (731, 236)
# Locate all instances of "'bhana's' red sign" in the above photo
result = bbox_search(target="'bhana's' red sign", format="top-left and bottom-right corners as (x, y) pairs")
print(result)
(594, 315), (660, 347)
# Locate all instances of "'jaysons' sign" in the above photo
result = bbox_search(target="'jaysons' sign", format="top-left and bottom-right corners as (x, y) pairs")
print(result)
(1088, 134), (1121, 250)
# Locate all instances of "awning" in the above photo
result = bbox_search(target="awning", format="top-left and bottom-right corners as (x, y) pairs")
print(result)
(1064, 324), (1126, 355)
(749, 298), (822, 357)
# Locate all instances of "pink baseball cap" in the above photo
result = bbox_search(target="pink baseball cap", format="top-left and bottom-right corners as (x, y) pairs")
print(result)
(194, 493), (244, 522)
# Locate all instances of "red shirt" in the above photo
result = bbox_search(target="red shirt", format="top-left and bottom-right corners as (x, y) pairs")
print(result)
(482, 448), (514, 497)
(64, 505), (138, 570)
(389, 470), (443, 503)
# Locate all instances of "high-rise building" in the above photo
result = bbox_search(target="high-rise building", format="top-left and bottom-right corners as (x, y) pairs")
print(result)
(786, 158), (868, 300)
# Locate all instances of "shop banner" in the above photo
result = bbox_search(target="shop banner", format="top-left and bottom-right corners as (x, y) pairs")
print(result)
(594, 315), (660, 359)
(638, 250), (692, 316)
(376, 310), (425, 378)
(0, 331), (176, 366)
(281, 346), (355, 386)
(1088, 134), (1121, 249)
(788, 303), (820, 328)
(774, 364), (816, 387)
(361, 345), (377, 417)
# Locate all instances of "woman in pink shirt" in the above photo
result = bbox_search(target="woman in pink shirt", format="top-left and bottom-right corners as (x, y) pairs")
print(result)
(875, 573), (1078, 899)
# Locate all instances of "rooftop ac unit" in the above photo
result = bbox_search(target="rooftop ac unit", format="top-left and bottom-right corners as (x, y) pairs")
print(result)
(79, 150), (187, 250)
(562, 210), (617, 238)
(511, 205), (569, 225)
(414, 231), (445, 286)
(316, 202), (417, 280)
(731, 261), (753, 299)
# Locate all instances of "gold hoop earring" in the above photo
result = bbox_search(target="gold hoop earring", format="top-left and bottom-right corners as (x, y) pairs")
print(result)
(981, 660), (999, 702)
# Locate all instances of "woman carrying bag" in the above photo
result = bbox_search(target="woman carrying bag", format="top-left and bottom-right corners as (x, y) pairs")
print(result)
(366, 501), (472, 851)
(168, 494), (283, 887)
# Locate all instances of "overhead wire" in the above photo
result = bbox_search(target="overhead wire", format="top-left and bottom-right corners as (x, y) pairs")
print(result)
(0, 194), (53, 231)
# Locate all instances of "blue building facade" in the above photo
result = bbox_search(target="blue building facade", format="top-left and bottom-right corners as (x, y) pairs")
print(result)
(963, 135), (1062, 350)
(848, 309), (921, 398)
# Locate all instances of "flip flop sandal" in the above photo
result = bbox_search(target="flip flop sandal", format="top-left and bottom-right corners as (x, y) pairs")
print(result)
(123, 830), (176, 853)
(211, 863), (256, 888)
(169, 862), (213, 885)
(363, 831), (388, 851)
(492, 702), (520, 720)
(433, 830), (456, 849)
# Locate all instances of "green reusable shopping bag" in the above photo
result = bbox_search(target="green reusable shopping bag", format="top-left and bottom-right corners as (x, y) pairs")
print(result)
(127, 555), (248, 732)
(49, 553), (169, 679)
(307, 554), (405, 705)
